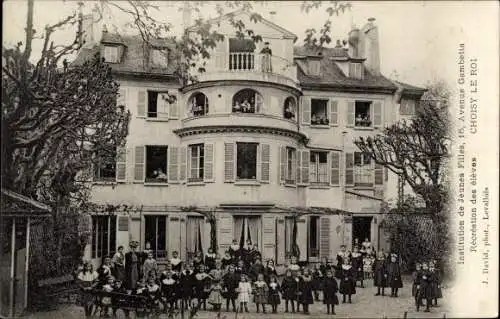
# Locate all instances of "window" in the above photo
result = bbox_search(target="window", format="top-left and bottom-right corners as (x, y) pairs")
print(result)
(236, 142), (258, 180)
(144, 215), (167, 259)
(355, 101), (372, 127)
(400, 99), (416, 115)
(187, 216), (205, 255)
(91, 215), (116, 259)
(310, 151), (328, 185)
(284, 217), (295, 258)
(311, 99), (329, 125)
(150, 48), (168, 67)
(229, 38), (255, 71)
(232, 89), (262, 113)
(189, 144), (204, 182)
(189, 92), (209, 117)
(94, 152), (116, 182)
(283, 97), (297, 120)
(286, 147), (296, 183)
(349, 62), (363, 79)
(354, 152), (373, 186)
(147, 91), (174, 118)
(308, 60), (321, 76)
(103, 46), (119, 63)
(308, 216), (320, 258)
(145, 146), (168, 183)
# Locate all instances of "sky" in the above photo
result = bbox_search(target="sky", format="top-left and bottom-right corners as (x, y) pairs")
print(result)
(2, 0), (498, 87)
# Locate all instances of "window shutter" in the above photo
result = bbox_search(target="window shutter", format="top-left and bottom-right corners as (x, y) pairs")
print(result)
(116, 146), (127, 182)
(345, 152), (354, 186)
(279, 146), (286, 184)
(217, 213), (233, 253)
(204, 143), (215, 182)
(276, 218), (286, 264)
(117, 87), (127, 108)
(169, 91), (179, 119)
(291, 150), (297, 184)
(224, 143), (235, 182)
(168, 146), (178, 183)
(329, 100), (339, 126)
(373, 101), (383, 128)
(319, 216), (331, 260)
(262, 215), (276, 261)
(260, 144), (270, 183)
(134, 146), (145, 182)
(330, 151), (340, 186)
(296, 218), (308, 262)
(158, 93), (170, 119)
(374, 163), (384, 185)
(301, 97), (311, 125)
(296, 150), (302, 184)
(301, 150), (310, 184)
(179, 147), (187, 182)
(186, 146), (192, 180)
(255, 94), (263, 113)
(347, 101), (355, 127)
(137, 90), (146, 117)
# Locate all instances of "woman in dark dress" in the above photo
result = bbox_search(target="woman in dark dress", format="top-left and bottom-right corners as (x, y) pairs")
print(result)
(339, 258), (356, 303)
(373, 251), (388, 296)
(322, 269), (339, 315)
(112, 246), (126, 283)
(387, 253), (403, 297)
(351, 246), (364, 288)
(298, 268), (314, 314)
(125, 242), (142, 290)
(281, 269), (298, 313)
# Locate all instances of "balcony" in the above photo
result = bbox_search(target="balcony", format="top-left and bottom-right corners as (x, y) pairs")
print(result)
(196, 52), (299, 89)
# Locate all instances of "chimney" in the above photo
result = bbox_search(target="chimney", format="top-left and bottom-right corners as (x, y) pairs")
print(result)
(348, 27), (361, 58)
(80, 7), (102, 49)
(361, 17), (380, 75)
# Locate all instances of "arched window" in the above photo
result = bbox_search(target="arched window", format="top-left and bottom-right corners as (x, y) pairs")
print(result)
(188, 92), (209, 116)
(283, 96), (297, 120)
(232, 89), (263, 114)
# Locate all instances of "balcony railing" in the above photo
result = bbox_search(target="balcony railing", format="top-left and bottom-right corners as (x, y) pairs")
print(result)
(228, 52), (294, 75)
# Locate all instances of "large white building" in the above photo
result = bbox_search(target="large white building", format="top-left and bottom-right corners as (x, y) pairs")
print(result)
(74, 10), (425, 268)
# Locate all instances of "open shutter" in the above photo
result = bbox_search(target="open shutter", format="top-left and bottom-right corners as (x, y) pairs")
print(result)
(224, 143), (235, 182)
(262, 215), (276, 261)
(168, 146), (179, 183)
(116, 146), (127, 182)
(169, 91), (179, 119)
(260, 144), (270, 183)
(291, 150), (297, 184)
(279, 146), (286, 184)
(296, 218), (308, 262)
(374, 163), (384, 185)
(329, 100), (338, 126)
(218, 213), (233, 253)
(319, 216), (331, 260)
(158, 93), (170, 119)
(345, 152), (354, 186)
(276, 218), (286, 264)
(301, 97), (311, 125)
(168, 216), (181, 259)
(179, 147), (187, 182)
(204, 143), (215, 182)
(296, 150), (302, 184)
(346, 101), (355, 127)
(255, 94), (264, 113)
(300, 150), (310, 184)
(373, 101), (383, 128)
(134, 146), (145, 182)
(137, 89), (146, 117)
(330, 151), (340, 186)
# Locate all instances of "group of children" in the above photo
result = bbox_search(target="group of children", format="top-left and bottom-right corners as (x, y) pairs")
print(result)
(412, 260), (443, 312)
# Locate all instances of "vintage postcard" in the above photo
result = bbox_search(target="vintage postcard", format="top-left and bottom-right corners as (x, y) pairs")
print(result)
(1, 1), (498, 318)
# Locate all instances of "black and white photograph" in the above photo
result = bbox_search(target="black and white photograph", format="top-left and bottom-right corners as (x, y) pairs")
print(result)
(1, 1), (498, 318)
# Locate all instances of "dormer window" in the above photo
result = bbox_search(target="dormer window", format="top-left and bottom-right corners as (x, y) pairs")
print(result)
(150, 48), (168, 67)
(308, 60), (321, 76)
(349, 62), (364, 79)
(103, 46), (119, 63)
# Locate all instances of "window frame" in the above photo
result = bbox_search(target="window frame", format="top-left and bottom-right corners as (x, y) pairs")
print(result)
(232, 89), (263, 114)
(354, 101), (373, 127)
(145, 145), (168, 183)
(308, 216), (320, 259)
(103, 45), (119, 63)
(236, 142), (259, 181)
(94, 158), (117, 183)
(189, 143), (205, 182)
(91, 215), (116, 259)
(309, 151), (329, 186)
(149, 47), (169, 68)
(310, 98), (330, 126)
(188, 92), (209, 117)
(144, 215), (168, 260)
(285, 147), (296, 184)
(354, 151), (374, 187)
(283, 96), (297, 121)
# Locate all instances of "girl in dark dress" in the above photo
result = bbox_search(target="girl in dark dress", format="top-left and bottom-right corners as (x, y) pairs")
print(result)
(339, 258), (356, 303)
(125, 243), (142, 290)
(412, 263), (424, 308)
(228, 240), (241, 261)
(180, 263), (195, 310)
(387, 253), (403, 297)
(312, 263), (323, 301)
(193, 251), (204, 273)
(264, 259), (277, 283)
(160, 271), (178, 312)
(222, 265), (239, 312)
(204, 248), (217, 271)
(429, 261), (442, 306)
(373, 251), (388, 296)
(322, 269), (339, 315)
(97, 256), (114, 288)
(194, 264), (212, 310)
(320, 257), (332, 277)
(235, 259), (247, 277)
(417, 262), (433, 312)
(351, 246), (364, 288)
(267, 275), (281, 313)
(281, 269), (298, 313)
(221, 251), (233, 271)
(298, 268), (314, 314)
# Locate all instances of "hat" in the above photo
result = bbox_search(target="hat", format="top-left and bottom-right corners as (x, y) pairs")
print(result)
(130, 241), (139, 248)
(264, 41), (270, 45)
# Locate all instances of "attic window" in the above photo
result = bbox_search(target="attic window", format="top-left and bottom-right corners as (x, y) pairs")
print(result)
(308, 60), (321, 76)
(150, 48), (168, 67)
(103, 46), (119, 63)
(349, 62), (364, 80)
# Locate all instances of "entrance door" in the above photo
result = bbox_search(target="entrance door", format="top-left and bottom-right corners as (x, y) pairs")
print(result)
(352, 216), (373, 249)
(91, 216), (117, 267)
(144, 215), (167, 260)
(233, 216), (261, 249)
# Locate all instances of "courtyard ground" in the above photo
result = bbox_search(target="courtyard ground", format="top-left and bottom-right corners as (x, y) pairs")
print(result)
(25, 276), (450, 319)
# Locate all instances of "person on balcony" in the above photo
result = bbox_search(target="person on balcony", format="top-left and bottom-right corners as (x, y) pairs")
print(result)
(260, 42), (273, 73)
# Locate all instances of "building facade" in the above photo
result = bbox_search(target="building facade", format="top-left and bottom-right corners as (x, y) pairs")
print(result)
(76, 10), (425, 268)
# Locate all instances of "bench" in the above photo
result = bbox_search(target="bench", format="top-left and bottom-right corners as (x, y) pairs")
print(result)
(91, 290), (155, 316)
(33, 274), (80, 310)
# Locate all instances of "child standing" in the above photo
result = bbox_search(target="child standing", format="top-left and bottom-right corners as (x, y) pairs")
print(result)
(221, 251), (233, 271)
(387, 253), (403, 297)
(429, 261), (442, 306)
(170, 251), (183, 273)
(194, 264), (212, 310)
(373, 251), (388, 296)
(207, 280), (223, 311)
(145, 275), (161, 316)
(281, 270), (297, 313)
(267, 276), (281, 313)
(142, 252), (158, 281)
(363, 253), (374, 280)
(351, 246), (364, 288)
(412, 263), (423, 308)
(222, 265), (239, 312)
(312, 264), (323, 301)
(339, 258), (356, 304)
(253, 273), (269, 313)
(298, 268), (314, 315)
(100, 276), (114, 317)
(322, 270), (339, 315)
(161, 271), (178, 312)
(417, 262), (433, 312)
(237, 274), (252, 313)
(180, 263), (195, 310)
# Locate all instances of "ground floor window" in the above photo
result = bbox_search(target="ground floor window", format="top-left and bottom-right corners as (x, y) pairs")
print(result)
(284, 216), (295, 258)
(234, 216), (260, 247)
(186, 216), (204, 258)
(144, 215), (167, 259)
(308, 216), (320, 258)
(91, 215), (116, 260)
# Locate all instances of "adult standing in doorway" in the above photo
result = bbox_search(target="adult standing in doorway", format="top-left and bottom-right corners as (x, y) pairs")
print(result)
(125, 241), (142, 290)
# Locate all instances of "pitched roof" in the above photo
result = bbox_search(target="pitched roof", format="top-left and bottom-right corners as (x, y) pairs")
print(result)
(1, 188), (52, 215)
(293, 46), (397, 93)
(393, 80), (426, 96)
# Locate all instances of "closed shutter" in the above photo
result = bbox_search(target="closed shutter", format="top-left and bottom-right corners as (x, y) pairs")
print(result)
(218, 213), (233, 253)
(169, 91), (179, 119)
(224, 143), (235, 182)
(117, 87), (127, 108)
(345, 152), (354, 186)
(134, 146), (145, 182)
(276, 218), (286, 264)
(291, 150), (297, 184)
(255, 94), (264, 113)
(260, 144), (270, 183)
(296, 150), (302, 184)
(374, 163), (384, 185)
(301, 97), (311, 125)
(373, 101), (383, 128)
(329, 100), (338, 126)
(168, 146), (179, 183)
(330, 151), (340, 186)
(296, 218), (308, 262)
(279, 146), (286, 184)
(116, 146), (127, 182)
(346, 101), (355, 127)
(204, 143), (215, 182)
(169, 216), (181, 259)
(319, 216), (331, 260)
(301, 150), (310, 184)
(158, 93), (170, 119)
(137, 89), (146, 117)
(179, 147), (187, 182)
(262, 215), (276, 261)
